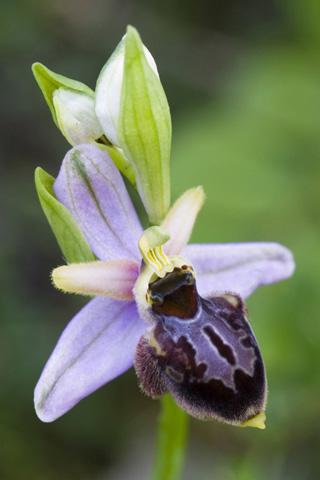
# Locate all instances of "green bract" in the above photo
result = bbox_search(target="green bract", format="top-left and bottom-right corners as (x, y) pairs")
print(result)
(95, 26), (171, 225)
(118, 26), (171, 225)
(35, 167), (95, 264)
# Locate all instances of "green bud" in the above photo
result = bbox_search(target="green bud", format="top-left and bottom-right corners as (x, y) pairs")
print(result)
(119, 26), (171, 225)
(53, 87), (103, 146)
(32, 62), (94, 127)
(95, 26), (171, 225)
(32, 62), (136, 186)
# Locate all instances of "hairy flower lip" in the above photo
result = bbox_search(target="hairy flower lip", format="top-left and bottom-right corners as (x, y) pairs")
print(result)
(34, 144), (295, 424)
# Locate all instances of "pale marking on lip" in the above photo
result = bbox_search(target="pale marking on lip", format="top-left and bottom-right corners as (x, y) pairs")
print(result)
(148, 330), (165, 356)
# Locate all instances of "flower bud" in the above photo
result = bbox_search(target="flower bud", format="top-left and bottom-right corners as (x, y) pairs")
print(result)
(32, 62), (136, 185)
(53, 87), (103, 146)
(32, 62), (94, 131)
(95, 31), (159, 147)
(96, 26), (171, 225)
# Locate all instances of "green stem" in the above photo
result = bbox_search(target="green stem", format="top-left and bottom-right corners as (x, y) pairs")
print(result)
(96, 137), (137, 189)
(150, 395), (189, 480)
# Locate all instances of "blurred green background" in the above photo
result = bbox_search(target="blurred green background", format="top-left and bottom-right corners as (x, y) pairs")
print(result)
(1, 0), (320, 478)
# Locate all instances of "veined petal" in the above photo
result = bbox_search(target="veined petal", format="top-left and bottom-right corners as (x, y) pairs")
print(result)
(34, 297), (146, 422)
(161, 187), (205, 256)
(52, 260), (139, 300)
(182, 242), (295, 298)
(54, 144), (143, 262)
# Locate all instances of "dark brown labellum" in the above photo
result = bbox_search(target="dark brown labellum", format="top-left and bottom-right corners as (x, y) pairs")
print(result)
(134, 268), (266, 426)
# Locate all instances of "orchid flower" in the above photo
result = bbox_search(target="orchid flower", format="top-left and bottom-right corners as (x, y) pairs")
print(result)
(34, 144), (295, 429)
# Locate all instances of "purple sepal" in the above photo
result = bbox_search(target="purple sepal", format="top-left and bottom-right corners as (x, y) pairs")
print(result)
(34, 296), (146, 422)
(54, 144), (142, 262)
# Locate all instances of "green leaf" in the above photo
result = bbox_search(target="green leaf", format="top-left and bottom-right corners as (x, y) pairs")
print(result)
(150, 395), (188, 480)
(32, 62), (94, 127)
(35, 167), (95, 263)
(118, 26), (171, 225)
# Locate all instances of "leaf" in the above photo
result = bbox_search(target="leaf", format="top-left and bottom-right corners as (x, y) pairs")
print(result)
(35, 167), (95, 263)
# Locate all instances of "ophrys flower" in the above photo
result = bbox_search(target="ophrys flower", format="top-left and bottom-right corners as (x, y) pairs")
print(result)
(34, 144), (294, 428)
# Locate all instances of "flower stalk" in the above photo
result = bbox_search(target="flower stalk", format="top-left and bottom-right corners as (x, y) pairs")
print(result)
(151, 396), (188, 480)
